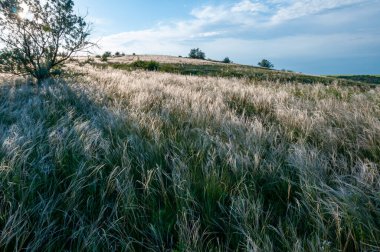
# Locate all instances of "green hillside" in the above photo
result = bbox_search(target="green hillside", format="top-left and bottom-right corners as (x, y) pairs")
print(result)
(1, 64), (380, 251)
(328, 75), (380, 84)
(86, 57), (370, 86)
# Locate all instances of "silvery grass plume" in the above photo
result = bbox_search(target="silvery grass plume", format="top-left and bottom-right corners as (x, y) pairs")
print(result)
(0, 66), (379, 251)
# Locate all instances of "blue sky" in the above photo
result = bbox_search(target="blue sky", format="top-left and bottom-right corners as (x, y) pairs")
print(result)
(74, 0), (380, 75)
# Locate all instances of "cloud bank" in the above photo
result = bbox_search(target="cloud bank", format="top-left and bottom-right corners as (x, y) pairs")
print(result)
(93, 0), (380, 74)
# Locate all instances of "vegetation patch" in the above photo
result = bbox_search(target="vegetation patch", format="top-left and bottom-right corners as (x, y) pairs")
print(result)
(104, 61), (370, 86)
(330, 75), (380, 84)
(1, 67), (379, 251)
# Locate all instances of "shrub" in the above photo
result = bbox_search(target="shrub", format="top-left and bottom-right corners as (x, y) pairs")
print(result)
(223, 57), (231, 63)
(130, 60), (146, 68)
(0, 0), (93, 83)
(101, 51), (112, 62)
(147, 61), (160, 71)
(258, 59), (274, 69)
(101, 56), (107, 62)
(189, 48), (206, 60)
(103, 51), (112, 58)
(130, 60), (160, 71)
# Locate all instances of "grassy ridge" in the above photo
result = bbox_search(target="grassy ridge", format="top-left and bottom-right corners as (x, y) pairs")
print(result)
(1, 67), (380, 251)
(88, 60), (370, 86)
(330, 75), (380, 84)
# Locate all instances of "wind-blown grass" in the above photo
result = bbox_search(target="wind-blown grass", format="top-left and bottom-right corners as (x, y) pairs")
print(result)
(0, 67), (379, 251)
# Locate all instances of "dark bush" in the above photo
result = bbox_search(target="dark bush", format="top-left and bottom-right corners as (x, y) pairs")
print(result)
(258, 59), (274, 69)
(103, 51), (112, 57)
(223, 57), (231, 63)
(101, 51), (111, 62)
(147, 61), (160, 71)
(189, 48), (206, 60)
(130, 60), (160, 71)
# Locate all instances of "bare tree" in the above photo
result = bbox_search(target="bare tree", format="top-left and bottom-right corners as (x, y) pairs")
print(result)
(0, 0), (93, 83)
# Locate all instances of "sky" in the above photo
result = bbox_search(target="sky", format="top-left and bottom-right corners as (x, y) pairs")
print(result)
(73, 0), (380, 75)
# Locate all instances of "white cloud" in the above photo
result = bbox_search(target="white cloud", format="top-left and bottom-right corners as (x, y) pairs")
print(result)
(190, 5), (229, 22)
(190, 1), (267, 26)
(92, 0), (379, 70)
(270, 0), (366, 25)
(231, 0), (269, 13)
(202, 33), (380, 60)
(94, 23), (224, 55)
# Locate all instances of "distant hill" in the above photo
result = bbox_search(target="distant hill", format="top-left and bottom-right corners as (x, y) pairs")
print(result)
(328, 75), (380, 85)
(75, 55), (373, 87)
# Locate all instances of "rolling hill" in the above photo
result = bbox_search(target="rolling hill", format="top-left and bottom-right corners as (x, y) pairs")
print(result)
(77, 54), (376, 86)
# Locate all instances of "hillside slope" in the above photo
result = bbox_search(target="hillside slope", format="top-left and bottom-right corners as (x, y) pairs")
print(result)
(0, 67), (380, 251)
(78, 55), (369, 86)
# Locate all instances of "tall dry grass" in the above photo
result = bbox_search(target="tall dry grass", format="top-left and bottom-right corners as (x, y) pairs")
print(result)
(0, 67), (379, 251)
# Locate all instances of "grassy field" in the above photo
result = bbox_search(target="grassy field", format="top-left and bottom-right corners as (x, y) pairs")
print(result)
(1, 65), (380, 251)
(329, 75), (380, 85)
(77, 55), (373, 87)
(109, 61), (341, 85)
